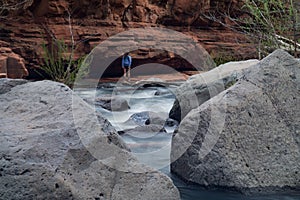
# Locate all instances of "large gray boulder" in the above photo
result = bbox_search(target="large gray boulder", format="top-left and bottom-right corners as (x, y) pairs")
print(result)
(0, 80), (180, 200)
(169, 59), (259, 122)
(171, 50), (300, 194)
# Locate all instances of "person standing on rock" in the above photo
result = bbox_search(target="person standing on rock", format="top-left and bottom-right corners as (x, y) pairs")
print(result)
(122, 52), (132, 81)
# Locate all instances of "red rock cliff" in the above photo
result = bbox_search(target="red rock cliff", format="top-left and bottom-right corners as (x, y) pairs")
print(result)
(0, 0), (256, 78)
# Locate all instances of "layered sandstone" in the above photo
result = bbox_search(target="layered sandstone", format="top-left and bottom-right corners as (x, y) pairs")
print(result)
(0, 47), (28, 78)
(0, 0), (256, 78)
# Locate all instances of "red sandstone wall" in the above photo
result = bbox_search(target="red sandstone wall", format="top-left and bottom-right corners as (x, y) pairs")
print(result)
(0, 0), (256, 78)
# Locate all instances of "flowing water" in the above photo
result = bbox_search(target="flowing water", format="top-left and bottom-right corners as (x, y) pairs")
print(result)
(75, 82), (300, 200)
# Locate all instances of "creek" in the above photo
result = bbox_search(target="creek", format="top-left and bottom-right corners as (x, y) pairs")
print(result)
(75, 82), (300, 200)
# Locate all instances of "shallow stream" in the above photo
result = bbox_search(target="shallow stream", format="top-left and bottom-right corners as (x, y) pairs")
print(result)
(75, 82), (300, 200)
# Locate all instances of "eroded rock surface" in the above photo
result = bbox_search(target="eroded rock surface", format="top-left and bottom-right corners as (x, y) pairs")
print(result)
(171, 50), (300, 194)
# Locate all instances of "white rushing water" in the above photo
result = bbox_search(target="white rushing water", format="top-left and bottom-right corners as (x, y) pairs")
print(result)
(75, 83), (300, 200)
(75, 83), (177, 170)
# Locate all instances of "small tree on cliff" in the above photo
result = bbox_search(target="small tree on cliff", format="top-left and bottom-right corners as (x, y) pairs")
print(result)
(41, 39), (88, 88)
(40, 11), (90, 88)
(243, 0), (299, 58)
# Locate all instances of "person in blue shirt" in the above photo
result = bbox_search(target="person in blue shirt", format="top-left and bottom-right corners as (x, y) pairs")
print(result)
(122, 52), (132, 80)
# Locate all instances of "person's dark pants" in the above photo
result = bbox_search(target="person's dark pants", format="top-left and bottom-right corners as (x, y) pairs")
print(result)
(123, 66), (131, 79)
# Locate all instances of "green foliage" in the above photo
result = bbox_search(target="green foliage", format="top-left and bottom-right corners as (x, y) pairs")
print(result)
(242, 0), (299, 57)
(213, 56), (236, 66)
(212, 52), (238, 66)
(40, 39), (89, 88)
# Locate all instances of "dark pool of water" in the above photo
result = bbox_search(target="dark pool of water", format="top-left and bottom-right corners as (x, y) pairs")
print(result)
(160, 166), (300, 200)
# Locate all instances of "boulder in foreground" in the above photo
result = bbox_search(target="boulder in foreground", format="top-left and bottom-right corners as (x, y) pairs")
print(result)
(0, 79), (180, 200)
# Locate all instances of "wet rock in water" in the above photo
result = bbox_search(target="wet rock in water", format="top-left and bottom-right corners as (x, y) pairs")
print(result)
(118, 124), (166, 136)
(96, 82), (116, 89)
(127, 111), (151, 126)
(165, 118), (179, 127)
(127, 111), (167, 126)
(171, 50), (300, 194)
(0, 80), (180, 200)
(154, 88), (174, 97)
(95, 96), (130, 111)
(169, 59), (259, 122)
(134, 78), (169, 88)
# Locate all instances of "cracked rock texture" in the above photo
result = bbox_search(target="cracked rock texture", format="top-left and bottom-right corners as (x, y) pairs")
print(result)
(170, 50), (300, 194)
(0, 79), (180, 200)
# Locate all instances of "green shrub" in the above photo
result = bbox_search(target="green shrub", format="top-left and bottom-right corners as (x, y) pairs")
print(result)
(40, 39), (88, 88)
(212, 53), (238, 66)
(242, 0), (299, 57)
